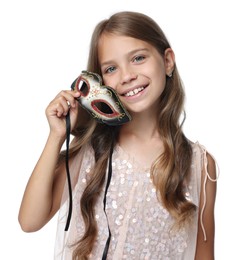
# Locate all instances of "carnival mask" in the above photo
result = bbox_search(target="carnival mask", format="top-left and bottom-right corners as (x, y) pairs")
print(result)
(71, 70), (131, 126)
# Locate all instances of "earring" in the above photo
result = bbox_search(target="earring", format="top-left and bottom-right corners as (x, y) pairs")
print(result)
(168, 72), (173, 78)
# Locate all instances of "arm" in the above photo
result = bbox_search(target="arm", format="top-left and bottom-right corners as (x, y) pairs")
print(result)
(18, 90), (80, 232)
(195, 153), (217, 260)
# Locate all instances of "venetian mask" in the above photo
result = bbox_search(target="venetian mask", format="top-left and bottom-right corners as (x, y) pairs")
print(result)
(71, 70), (131, 126)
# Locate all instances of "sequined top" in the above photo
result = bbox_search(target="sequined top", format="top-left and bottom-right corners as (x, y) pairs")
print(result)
(54, 142), (210, 260)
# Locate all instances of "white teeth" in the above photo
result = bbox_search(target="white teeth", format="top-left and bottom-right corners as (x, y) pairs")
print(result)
(124, 87), (144, 97)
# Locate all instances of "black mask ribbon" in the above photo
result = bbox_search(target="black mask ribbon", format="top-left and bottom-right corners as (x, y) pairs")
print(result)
(64, 111), (113, 259)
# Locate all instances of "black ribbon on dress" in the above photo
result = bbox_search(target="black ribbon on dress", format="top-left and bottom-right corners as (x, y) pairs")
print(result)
(64, 112), (73, 231)
(64, 111), (113, 259)
(102, 145), (113, 259)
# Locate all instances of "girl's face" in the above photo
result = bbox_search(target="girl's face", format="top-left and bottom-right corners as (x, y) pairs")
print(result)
(98, 33), (174, 115)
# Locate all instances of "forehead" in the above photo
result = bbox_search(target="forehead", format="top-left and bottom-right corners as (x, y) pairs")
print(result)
(98, 33), (157, 63)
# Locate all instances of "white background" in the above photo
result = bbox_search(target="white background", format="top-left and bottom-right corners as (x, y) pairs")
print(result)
(0, 0), (236, 259)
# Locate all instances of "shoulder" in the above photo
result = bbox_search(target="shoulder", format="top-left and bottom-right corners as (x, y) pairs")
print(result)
(191, 142), (218, 178)
(205, 152), (217, 182)
(70, 141), (94, 162)
(188, 141), (218, 211)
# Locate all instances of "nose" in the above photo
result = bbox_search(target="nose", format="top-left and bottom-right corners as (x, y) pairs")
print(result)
(120, 67), (138, 85)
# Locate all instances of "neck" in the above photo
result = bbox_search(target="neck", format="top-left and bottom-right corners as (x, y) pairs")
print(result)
(118, 110), (164, 168)
(120, 110), (160, 140)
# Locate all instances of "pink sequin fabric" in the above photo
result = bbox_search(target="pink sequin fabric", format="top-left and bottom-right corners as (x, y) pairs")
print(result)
(55, 142), (206, 260)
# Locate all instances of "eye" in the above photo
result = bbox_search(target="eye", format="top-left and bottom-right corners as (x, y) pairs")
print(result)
(105, 66), (116, 74)
(133, 55), (145, 63)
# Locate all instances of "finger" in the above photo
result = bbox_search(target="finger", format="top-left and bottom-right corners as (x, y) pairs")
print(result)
(56, 90), (80, 108)
(47, 97), (69, 117)
(56, 105), (65, 117)
(56, 96), (71, 116)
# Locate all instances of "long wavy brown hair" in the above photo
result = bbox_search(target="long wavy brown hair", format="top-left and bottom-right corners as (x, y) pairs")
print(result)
(59, 11), (195, 259)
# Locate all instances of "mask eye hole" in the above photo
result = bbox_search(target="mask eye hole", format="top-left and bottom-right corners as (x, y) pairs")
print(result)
(77, 79), (89, 96)
(93, 102), (114, 114)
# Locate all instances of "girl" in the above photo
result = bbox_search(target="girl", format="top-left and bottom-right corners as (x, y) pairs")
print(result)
(18, 11), (217, 260)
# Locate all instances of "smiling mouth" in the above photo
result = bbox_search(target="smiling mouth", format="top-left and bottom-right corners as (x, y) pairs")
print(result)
(123, 86), (146, 97)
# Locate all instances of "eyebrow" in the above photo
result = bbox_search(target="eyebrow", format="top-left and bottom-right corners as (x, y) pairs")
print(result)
(100, 48), (149, 67)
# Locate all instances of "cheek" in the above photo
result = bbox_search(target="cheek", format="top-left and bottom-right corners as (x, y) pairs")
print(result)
(151, 61), (166, 83)
(102, 76), (117, 90)
(147, 66), (166, 93)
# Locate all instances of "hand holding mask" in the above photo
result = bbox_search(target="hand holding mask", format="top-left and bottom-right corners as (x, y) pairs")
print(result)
(71, 71), (131, 126)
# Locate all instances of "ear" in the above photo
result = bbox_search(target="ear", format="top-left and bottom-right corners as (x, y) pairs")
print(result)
(164, 48), (175, 76)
